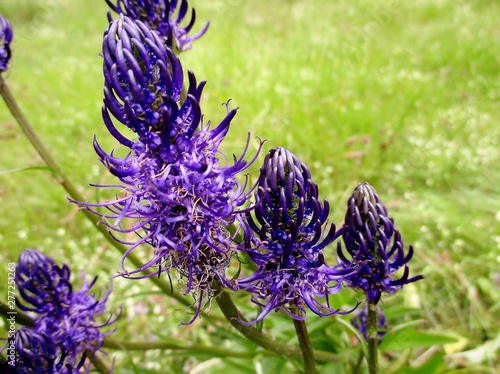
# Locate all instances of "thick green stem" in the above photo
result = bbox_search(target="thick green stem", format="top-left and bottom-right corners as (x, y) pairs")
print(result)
(215, 290), (338, 362)
(0, 74), (215, 318)
(103, 338), (262, 358)
(367, 302), (379, 374)
(0, 302), (35, 327)
(87, 351), (111, 374)
(292, 315), (316, 374)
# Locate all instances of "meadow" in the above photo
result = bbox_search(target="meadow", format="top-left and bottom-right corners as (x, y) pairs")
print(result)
(0, 0), (499, 373)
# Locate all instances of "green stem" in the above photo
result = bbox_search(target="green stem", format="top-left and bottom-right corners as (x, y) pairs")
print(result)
(353, 349), (364, 374)
(0, 302), (35, 327)
(87, 350), (111, 374)
(367, 302), (379, 374)
(292, 314), (315, 374)
(0, 74), (215, 319)
(103, 338), (262, 358)
(215, 290), (338, 362)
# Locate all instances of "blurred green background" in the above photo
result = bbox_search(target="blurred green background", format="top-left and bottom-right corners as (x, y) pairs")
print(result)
(0, 0), (499, 373)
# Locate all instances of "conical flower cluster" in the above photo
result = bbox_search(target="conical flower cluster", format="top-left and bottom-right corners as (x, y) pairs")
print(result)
(74, 14), (262, 323)
(11, 250), (116, 373)
(238, 147), (353, 323)
(336, 183), (423, 304)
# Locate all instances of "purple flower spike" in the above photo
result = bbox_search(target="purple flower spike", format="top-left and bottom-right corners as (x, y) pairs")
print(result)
(16, 249), (72, 315)
(11, 250), (117, 372)
(351, 304), (387, 343)
(102, 14), (184, 150)
(336, 183), (423, 304)
(0, 15), (13, 72)
(238, 147), (354, 324)
(106, 0), (209, 51)
(73, 15), (264, 324)
(82, 107), (263, 323)
(12, 328), (60, 374)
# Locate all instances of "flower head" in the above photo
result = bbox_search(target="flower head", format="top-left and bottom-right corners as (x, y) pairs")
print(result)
(237, 147), (353, 324)
(16, 248), (72, 315)
(11, 328), (70, 374)
(12, 249), (116, 372)
(0, 15), (13, 72)
(74, 16), (262, 323)
(351, 304), (387, 343)
(106, 0), (209, 51)
(336, 183), (423, 304)
(101, 14), (184, 155)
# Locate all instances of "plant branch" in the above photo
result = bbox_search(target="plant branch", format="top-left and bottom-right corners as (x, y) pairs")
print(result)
(0, 302), (34, 327)
(367, 302), (379, 374)
(103, 338), (263, 358)
(292, 314), (316, 374)
(353, 349), (364, 374)
(87, 350), (111, 374)
(215, 289), (338, 362)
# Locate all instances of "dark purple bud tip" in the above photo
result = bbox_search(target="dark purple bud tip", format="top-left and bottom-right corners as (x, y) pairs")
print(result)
(13, 328), (58, 372)
(106, 0), (209, 51)
(102, 14), (184, 146)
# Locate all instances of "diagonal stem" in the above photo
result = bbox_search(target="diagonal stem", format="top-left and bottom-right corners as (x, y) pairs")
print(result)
(215, 290), (338, 362)
(87, 351), (111, 374)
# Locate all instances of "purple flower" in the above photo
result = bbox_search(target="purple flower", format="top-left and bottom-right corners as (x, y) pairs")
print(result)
(11, 328), (56, 373)
(12, 250), (116, 372)
(0, 15), (13, 72)
(73, 16), (263, 324)
(101, 14), (184, 154)
(10, 328), (68, 374)
(106, 0), (209, 51)
(15, 248), (72, 316)
(336, 183), (423, 304)
(237, 147), (354, 324)
(351, 304), (387, 343)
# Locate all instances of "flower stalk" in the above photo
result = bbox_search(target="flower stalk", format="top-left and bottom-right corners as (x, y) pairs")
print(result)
(367, 302), (379, 374)
(292, 312), (316, 374)
(103, 338), (262, 358)
(87, 352), (112, 374)
(215, 289), (338, 362)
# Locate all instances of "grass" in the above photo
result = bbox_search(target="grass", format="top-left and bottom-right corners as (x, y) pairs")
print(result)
(0, 0), (499, 372)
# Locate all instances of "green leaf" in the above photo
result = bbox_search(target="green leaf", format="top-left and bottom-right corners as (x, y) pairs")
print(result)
(381, 330), (459, 351)
(382, 306), (422, 319)
(336, 317), (368, 357)
(0, 165), (54, 175)
(389, 350), (446, 374)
